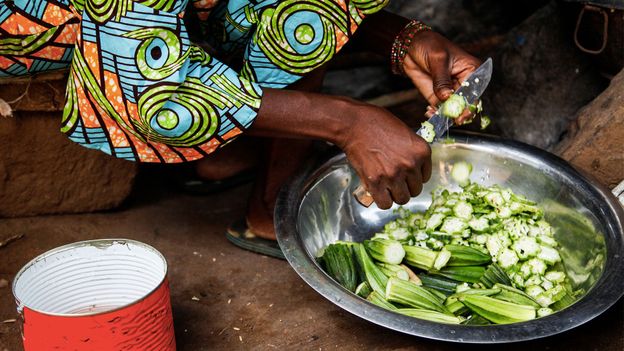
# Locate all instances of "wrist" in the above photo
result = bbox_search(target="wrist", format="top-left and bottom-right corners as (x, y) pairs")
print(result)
(390, 20), (432, 76)
(323, 96), (366, 148)
(252, 89), (364, 147)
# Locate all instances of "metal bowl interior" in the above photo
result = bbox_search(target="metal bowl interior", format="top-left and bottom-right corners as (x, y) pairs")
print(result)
(275, 132), (624, 343)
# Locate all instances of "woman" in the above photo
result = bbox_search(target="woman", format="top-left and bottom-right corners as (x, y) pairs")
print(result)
(0, 0), (480, 257)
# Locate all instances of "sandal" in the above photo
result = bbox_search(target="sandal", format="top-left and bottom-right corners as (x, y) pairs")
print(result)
(177, 169), (256, 195)
(225, 219), (285, 260)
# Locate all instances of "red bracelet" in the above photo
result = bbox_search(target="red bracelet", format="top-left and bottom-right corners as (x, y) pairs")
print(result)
(391, 20), (432, 76)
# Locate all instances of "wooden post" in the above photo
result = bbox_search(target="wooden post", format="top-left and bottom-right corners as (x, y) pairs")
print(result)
(555, 69), (624, 188)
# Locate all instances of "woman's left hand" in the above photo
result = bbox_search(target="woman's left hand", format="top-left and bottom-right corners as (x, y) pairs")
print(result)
(402, 30), (482, 124)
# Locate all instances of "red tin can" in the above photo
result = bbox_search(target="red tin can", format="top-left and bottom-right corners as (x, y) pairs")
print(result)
(12, 239), (176, 350)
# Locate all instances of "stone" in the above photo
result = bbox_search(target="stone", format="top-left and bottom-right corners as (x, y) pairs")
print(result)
(0, 71), (67, 112)
(0, 70), (138, 217)
(555, 69), (624, 188)
(0, 111), (138, 217)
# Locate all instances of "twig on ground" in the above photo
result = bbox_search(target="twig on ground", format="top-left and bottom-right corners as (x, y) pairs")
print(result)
(0, 234), (25, 249)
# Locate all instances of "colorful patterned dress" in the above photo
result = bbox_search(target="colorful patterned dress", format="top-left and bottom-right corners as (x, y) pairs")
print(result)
(0, 0), (388, 162)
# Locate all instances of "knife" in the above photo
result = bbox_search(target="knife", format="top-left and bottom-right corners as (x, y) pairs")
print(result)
(353, 58), (494, 207)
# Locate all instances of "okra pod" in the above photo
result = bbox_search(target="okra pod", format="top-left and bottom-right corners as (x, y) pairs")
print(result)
(396, 308), (463, 324)
(365, 239), (405, 265)
(377, 263), (410, 281)
(320, 242), (359, 292)
(353, 243), (388, 296)
(460, 295), (536, 324)
(403, 245), (438, 271)
(434, 265), (486, 284)
(367, 291), (397, 310)
(493, 283), (540, 308)
(445, 244), (491, 266)
(419, 274), (459, 295)
(479, 263), (511, 288)
(385, 277), (450, 314)
(355, 281), (372, 298)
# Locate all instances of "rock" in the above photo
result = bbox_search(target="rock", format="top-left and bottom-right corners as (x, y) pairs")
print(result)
(0, 71), (67, 112)
(555, 69), (624, 188)
(481, 1), (608, 150)
(387, 0), (550, 43)
(0, 111), (138, 217)
(0, 70), (138, 217)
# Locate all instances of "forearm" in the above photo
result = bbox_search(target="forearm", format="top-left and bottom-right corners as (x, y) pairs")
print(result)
(350, 10), (410, 57)
(248, 88), (360, 147)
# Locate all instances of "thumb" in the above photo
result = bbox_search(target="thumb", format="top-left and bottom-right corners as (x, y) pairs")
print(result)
(429, 53), (454, 102)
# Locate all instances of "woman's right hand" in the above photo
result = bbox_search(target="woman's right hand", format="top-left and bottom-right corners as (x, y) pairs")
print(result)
(336, 102), (432, 209)
(250, 89), (432, 209)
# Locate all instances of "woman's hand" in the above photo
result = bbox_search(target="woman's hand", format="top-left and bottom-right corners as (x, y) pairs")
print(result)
(251, 89), (431, 209)
(337, 102), (432, 209)
(403, 31), (482, 123)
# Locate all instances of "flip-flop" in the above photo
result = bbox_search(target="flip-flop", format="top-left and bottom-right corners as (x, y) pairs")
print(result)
(226, 219), (285, 260)
(177, 169), (256, 195)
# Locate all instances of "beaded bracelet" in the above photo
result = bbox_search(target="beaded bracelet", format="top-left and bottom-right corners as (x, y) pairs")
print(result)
(390, 20), (432, 76)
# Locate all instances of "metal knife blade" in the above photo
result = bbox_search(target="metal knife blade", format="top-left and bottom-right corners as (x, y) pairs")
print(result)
(416, 57), (493, 141)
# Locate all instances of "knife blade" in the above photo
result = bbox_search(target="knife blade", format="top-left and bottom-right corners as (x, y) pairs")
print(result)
(417, 57), (493, 141)
(354, 58), (494, 207)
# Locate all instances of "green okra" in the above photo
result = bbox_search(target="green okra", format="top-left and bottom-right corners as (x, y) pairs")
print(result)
(396, 308), (463, 324)
(479, 263), (512, 288)
(355, 281), (372, 298)
(462, 314), (492, 325)
(377, 263), (410, 281)
(445, 299), (469, 315)
(493, 283), (540, 308)
(460, 295), (536, 324)
(403, 245), (438, 271)
(353, 243), (388, 296)
(433, 247), (452, 270)
(365, 239), (405, 265)
(320, 242), (359, 292)
(385, 277), (450, 314)
(445, 244), (491, 266)
(434, 265), (486, 284)
(367, 291), (397, 310)
(419, 274), (459, 295)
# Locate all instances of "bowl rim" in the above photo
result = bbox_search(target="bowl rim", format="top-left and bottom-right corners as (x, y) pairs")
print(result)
(275, 131), (624, 343)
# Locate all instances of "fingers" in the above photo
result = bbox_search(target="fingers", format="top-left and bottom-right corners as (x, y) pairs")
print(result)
(407, 69), (440, 107)
(452, 56), (482, 84)
(388, 177), (411, 205)
(367, 179), (393, 210)
(406, 169), (423, 198)
(371, 177), (416, 209)
(425, 105), (436, 119)
(372, 158), (431, 209)
(425, 101), (477, 124)
(367, 169), (424, 209)
(428, 52), (454, 103)
(455, 107), (475, 125)
(421, 155), (432, 183)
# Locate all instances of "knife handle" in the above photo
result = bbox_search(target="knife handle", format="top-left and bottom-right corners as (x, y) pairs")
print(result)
(353, 184), (375, 207)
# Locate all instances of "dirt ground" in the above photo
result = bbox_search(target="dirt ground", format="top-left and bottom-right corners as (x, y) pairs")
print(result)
(0, 175), (622, 351)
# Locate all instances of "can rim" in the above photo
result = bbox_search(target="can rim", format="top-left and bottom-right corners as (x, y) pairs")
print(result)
(12, 238), (169, 318)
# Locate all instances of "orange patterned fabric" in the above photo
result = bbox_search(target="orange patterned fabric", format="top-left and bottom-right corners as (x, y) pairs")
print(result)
(0, 0), (389, 162)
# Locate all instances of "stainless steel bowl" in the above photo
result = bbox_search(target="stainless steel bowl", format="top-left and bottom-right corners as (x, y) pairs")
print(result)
(275, 132), (624, 343)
